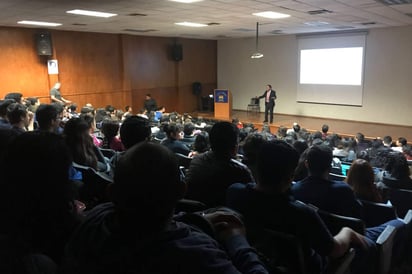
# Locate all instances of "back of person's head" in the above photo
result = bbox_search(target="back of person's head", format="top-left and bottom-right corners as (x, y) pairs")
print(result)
(163, 122), (182, 139)
(36, 104), (60, 130)
(277, 126), (287, 138)
(0, 131), (75, 244)
(292, 122), (301, 133)
(6, 102), (27, 124)
(209, 121), (239, 156)
(0, 99), (15, 117)
(183, 122), (195, 136)
(306, 144), (333, 176)
(101, 118), (120, 139)
(256, 140), (299, 191)
(346, 159), (375, 190)
(292, 139), (309, 156)
(120, 115), (151, 149)
(356, 132), (365, 142)
(4, 92), (23, 103)
(193, 131), (210, 153)
(111, 142), (183, 232)
(383, 135), (392, 145)
(242, 133), (267, 168)
(397, 137), (407, 146)
(385, 151), (410, 179)
(321, 124), (329, 134)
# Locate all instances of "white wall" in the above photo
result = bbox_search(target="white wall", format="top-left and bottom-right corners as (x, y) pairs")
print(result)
(217, 25), (412, 126)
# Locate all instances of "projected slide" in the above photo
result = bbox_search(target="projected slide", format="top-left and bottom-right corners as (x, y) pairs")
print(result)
(297, 32), (367, 106)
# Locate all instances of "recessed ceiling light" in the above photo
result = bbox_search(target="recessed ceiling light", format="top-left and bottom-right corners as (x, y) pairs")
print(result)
(253, 11), (290, 19)
(304, 21), (330, 27)
(175, 22), (207, 27)
(66, 9), (117, 18)
(17, 20), (61, 27)
(169, 0), (203, 3)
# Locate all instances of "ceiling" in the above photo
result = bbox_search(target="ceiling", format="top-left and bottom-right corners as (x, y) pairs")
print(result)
(1, 0), (412, 40)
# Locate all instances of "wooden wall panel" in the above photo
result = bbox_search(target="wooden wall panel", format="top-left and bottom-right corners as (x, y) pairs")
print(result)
(0, 27), (50, 99)
(0, 27), (217, 114)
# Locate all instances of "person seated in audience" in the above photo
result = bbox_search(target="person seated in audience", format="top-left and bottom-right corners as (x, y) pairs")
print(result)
(100, 118), (125, 152)
(181, 121), (196, 148)
(185, 121), (253, 207)
(0, 131), (81, 268)
(376, 151), (412, 190)
(62, 142), (269, 274)
(291, 144), (363, 218)
(345, 159), (383, 203)
(188, 131), (210, 158)
(392, 137), (408, 152)
(6, 102), (32, 134)
(121, 105), (133, 121)
(355, 132), (371, 154)
(35, 103), (64, 133)
(79, 111), (102, 147)
(226, 140), (371, 273)
(160, 122), (191, 156)
(276, 125), (287, 140)
(240, 132), (268, 180)
(383, 135), (393, 148)
(0, 99), (14, 129)
(321, 124), (329, 140)
(153, 105), (166, 122)
(64, 117), (108, 173)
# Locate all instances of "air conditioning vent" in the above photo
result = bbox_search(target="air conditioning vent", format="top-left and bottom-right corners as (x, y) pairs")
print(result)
(123, 29), (157, 33)
(308, 9), (333, 15)
(375, 0), (412, 5)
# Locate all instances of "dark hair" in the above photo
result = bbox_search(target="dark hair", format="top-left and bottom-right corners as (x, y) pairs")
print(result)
(112, 142), (181, 232)
(321, 124), (329, 133)
(306, 144), (333, 175)
(209, 121), (239, 155)
(6, 103), (28, 124)
(257, 140), (299, 188)
(120, 115), (151, 149)
(35, 104), (59, 130)
(192, 131), (210, 153)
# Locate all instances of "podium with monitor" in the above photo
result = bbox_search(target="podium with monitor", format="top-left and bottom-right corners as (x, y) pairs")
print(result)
(214, 89), (232, 119)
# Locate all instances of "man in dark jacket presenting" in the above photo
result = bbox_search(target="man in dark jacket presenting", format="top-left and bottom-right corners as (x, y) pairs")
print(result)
(257, 84), (276, 123)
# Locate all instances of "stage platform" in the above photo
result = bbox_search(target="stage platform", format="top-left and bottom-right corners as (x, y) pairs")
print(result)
(191, 110), (412, 142)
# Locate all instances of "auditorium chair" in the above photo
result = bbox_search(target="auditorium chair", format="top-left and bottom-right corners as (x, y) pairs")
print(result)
(246, 97), (260, 115)
(359, 199), (398, 228)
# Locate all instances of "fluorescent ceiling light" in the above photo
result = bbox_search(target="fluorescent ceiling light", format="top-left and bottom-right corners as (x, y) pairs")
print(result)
(304, 21), (329, 26)
(175, 22), (207, 27)
(251, 52), (264, 59)
(253, 11), (290, 19)
(66, 9), (117, 18)
(18, 20), (61, 27)
(169, 0), (203, 3)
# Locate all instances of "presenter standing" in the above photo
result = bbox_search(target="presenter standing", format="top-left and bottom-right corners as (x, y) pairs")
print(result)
(257, 84), (277, 123)
(50, 82), (72, 105)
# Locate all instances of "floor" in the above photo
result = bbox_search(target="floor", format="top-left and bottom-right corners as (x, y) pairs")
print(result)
(191, 110), (412, 142)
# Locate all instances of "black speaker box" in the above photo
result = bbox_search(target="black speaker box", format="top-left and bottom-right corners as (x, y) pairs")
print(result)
(172, 44), (183, 61)
(36, 32), (53, 56)
(192, 82), (202, 95)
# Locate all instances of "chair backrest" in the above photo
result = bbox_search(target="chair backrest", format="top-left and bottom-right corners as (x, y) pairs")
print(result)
(359, 199), (398, 227)
(376, 225), (397, 274)
(249, 98), (259, 105)
(175, 198), (207, 214)
(387, 188), (412, 218)
(175, 153), (192, 169)
(328, 172), (346, 181)
(315, 207), (365, 235)
(99, 148), (116, 159)
(326, 247), (355, 274)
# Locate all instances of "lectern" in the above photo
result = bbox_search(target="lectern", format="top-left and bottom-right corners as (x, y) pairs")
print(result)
(214, 89), (232, 119)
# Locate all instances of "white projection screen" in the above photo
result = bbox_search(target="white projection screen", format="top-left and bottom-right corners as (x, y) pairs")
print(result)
(297, 32), (367, 106)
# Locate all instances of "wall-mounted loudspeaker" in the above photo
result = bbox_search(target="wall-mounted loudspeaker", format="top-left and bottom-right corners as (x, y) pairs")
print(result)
(36, 32), (53, 56)
(172, 44), (183, 61)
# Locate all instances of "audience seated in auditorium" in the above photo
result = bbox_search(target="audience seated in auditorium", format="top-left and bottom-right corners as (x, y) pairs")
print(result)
(226, 140), (370, 273)
(0, 131), (81, 268)
(185, 121), (253, 207)
(100, 118), (125, 152)
(291, 144), (363, 218)
(181, 121), (196, 148)
(188, 131), (210, 158)
(160, 122), (191, 156)
(355, 132), (371, 154)
(62, 142), (268, 274)
(321, 124), (329, 140)
(0, 99), (14, 129)
(376, 151), (412, 190)
(392, 137), (408, 152)
(6, 102), (32, 134)
(383, 135), (393, 148)
(35, 103), (63, 133)
(63, 117), (108, 173)
(345, 159), (383, 203)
